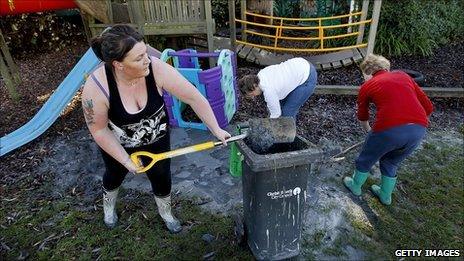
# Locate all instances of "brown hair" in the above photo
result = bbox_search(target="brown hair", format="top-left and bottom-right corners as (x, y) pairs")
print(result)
(238, 74), (260, 95)
(360, 54), (391, 76)
(90, 24), (144, 65)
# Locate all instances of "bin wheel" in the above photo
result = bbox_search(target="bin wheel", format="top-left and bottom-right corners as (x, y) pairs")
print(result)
(399, 69), (425, 86)
(232, 213), (247, 247)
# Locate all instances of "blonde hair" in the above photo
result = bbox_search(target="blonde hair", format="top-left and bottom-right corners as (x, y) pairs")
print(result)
(360, 54), (391, 76)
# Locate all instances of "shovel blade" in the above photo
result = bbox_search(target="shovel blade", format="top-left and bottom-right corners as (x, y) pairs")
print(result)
(246, 117), (296, 153)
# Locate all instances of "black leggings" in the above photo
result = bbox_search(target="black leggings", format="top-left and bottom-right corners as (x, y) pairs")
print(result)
(100, 139), (171, 197)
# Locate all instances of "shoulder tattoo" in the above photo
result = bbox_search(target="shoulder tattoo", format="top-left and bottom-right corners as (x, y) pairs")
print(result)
(83, 99), (96, 126)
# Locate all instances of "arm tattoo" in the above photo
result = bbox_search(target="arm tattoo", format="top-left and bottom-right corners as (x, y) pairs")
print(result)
(83, 99), (96, 126)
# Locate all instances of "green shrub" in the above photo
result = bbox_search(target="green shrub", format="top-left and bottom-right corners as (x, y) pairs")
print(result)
(273, 0), (300, 18)
(211, 0), (230, 29)
(211, 0), (242, 29)
(375, 0), (464, 56)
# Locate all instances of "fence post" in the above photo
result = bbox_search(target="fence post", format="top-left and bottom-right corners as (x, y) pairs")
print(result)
(205, 0), (215, 66)
(228, 0), (236, 52)
(240, 0), (247, 42)
(366, 0), (381, 55)
(356, 0), (370, 45)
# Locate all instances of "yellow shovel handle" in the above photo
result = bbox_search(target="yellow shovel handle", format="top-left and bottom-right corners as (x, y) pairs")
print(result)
(130, 141), (216, 173)
(130, 151), (163, 173)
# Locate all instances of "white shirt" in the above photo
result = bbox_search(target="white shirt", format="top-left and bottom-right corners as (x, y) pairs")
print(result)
(257, 58), (310, 118)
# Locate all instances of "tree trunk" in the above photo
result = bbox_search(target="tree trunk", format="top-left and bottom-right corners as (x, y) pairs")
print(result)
(246, 0), (273, 30)
(0, 28), (20, 100)
(75, 0), (110, 24)
(300, 0), (317, 17)
(247, 0), (273, 15)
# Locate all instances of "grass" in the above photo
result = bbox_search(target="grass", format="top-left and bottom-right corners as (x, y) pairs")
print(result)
(0, 176), (253, 260)
(346, 139), (464, 258)
(300, 229), (326, 260)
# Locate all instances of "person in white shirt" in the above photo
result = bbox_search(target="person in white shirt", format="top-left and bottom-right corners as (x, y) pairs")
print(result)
(238, 57), (317, 119)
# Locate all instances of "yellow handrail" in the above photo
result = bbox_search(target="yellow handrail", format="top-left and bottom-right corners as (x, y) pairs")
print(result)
(245, 11), (363, 21)
(244, 30), (360, 41)
(244, 30), (320, 41)
(319, 19), (324, 49)
(324, 31), (360, 40)
(234, 10), (373, 53)
(322, 20), (372, 29)
(235, 18), (372, 30)
(234, 19), (285, 29)
(235, 39), (368, 52)
(275, 19), (283, 48)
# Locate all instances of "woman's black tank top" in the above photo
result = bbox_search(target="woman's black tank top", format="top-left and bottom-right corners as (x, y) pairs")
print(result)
(105, 63), (169, 149)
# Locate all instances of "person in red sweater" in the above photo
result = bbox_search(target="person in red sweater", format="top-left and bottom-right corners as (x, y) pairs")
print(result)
(343, 54), (433, 205)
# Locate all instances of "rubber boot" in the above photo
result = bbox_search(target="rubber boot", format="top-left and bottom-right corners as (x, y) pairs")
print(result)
(155, 195), (182, 233)
(343, 169), (369, 196)
(371, 175), (397, 205)
(103, 187), (119, 228)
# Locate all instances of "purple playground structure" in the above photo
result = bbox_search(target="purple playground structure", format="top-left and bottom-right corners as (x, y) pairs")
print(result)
(161, 49), (238, 130)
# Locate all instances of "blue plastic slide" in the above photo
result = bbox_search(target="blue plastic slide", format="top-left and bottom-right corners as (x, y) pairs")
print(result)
(0, 48), (100, 156)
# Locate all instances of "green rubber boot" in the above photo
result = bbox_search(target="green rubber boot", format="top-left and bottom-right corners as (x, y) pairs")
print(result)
(371, 175), (397, 205)
(343, 170), (369, 196)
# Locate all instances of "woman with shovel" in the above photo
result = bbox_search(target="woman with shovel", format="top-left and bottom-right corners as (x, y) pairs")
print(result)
(81, 24), (230, 232)
(343, 54), (433, 205)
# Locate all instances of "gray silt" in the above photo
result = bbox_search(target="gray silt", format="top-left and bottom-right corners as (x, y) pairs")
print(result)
(39, 128), (243, 214)
(38, 126), (409, 259)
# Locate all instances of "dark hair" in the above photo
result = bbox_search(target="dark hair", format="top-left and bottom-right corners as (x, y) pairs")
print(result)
(90, 24), (144, 64)
(238, 74), (260, 95)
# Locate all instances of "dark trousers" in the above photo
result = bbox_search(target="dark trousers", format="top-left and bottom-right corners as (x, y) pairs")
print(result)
(280, 63), (318, 119)
(100, 136), (171, 197)
(355, 124), (426, 177)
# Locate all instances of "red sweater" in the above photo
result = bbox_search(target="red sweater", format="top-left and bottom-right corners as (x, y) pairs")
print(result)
(357, 70), (434, 132)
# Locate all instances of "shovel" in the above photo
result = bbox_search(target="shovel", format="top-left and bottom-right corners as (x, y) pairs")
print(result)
(130, 117), (296, 173)
(130, 133), (246, 173)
